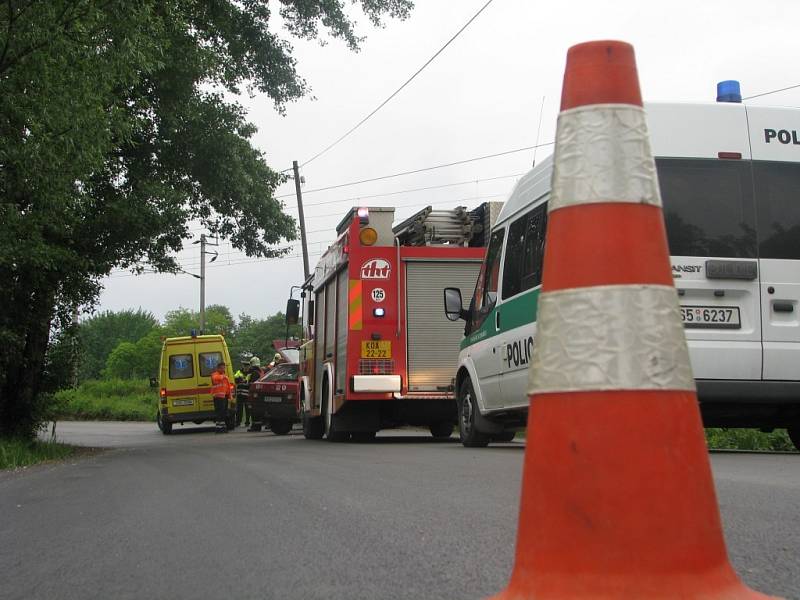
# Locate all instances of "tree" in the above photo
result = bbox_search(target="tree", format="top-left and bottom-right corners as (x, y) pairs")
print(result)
(0, 0), (413, 437)
(77, 309), (159, 381)
(162, 305), (235, 338)
(104, 329), (163, 379)
(230, 312), (301, 366)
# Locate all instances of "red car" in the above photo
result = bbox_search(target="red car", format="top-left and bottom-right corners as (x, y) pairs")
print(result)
(247, 360), (299, 435)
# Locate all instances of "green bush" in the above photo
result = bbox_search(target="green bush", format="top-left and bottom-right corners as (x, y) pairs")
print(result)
(0, 438), (76, 470)
(705, 428), (796, 452)
(55, 378), (157, 422)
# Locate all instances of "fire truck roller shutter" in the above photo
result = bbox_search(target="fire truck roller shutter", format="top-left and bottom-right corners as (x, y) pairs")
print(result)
(406, 260), (482, 391)
(336, 269), (348, 394)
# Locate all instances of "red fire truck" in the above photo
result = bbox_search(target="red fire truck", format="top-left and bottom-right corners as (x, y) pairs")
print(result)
(296, 204), (497, 442)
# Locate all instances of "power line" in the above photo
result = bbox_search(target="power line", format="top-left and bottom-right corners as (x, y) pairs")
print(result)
(744, 83), (800, 101)
(304, 192), (505, 220)
(299, 0), (498, 169)
(278, 142), (551, 199)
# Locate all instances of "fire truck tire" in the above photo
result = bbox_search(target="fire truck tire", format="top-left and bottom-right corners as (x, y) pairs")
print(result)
(351, 431), (377, 443)
(302, 413), (323, 439)
(429, 421), (454, 439)
(323, 379), (349, 443)
(458, 377), (490, 448)
(789, 425), (800, 451)
(270, 419), (292, 435)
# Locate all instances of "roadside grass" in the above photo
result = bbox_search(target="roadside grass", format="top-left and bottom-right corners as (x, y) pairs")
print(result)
(55, 378), (157, 422)
(704, 428), (796, 452)
(511, 428), (796, 452)
(0, 437), (77, 470)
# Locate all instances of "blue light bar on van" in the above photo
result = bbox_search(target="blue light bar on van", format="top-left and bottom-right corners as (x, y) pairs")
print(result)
(716, 80), (742, 103)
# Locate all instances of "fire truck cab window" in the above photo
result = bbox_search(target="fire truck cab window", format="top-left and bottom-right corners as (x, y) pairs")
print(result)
(469, 228), (505, 333)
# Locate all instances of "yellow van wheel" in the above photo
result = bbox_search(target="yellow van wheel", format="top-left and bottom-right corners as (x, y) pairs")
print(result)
(157, 412), (172, 435)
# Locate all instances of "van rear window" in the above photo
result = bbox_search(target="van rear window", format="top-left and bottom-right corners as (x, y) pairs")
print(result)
(169, 354), (193, 380)
(657, 158), (756, 258)
(199, 352), (223, 377)
(754, 161), (800, 260)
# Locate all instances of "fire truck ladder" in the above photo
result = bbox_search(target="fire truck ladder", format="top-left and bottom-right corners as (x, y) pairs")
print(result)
(392, 206), (474, 246)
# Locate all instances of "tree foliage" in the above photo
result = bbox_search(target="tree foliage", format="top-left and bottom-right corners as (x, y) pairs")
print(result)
(77, 309), (159, 380)
(0, 0), (412, 437)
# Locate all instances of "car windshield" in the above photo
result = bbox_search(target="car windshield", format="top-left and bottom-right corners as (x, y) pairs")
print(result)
(262, 364), (298, 382)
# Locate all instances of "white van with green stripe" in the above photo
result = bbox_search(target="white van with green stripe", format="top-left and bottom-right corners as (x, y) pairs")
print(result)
(444, 97), (800, 449)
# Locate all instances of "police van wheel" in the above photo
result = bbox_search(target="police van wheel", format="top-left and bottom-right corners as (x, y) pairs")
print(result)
(458, 378), (489, 448)
(788, 425), (800, 451)
(429, 421), (454, 439)
(351, 431), (377, 443)
(492, 431), (516, 443)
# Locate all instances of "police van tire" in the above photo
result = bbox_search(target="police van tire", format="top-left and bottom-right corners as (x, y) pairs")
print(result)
(788, 425), (800, 451)
(270, 419), (292, 436)
(429, 421), (454, 439)
(458, 378), (489, 448)
(492, 431), (516, 443)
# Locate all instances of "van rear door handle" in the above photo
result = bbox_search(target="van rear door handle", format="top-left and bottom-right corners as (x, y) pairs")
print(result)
(773, 302), (794, 313)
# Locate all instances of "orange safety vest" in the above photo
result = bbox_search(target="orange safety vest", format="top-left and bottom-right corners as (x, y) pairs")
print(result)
(211, 371), (231, 398)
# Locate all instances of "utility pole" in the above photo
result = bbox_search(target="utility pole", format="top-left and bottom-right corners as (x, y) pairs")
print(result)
(200, 234), (206, 333)
(197, 234), (218, 334)
(293, 160), (310, 280)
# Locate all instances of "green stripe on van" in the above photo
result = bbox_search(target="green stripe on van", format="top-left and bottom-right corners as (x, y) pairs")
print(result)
(460, 288), (540, 350)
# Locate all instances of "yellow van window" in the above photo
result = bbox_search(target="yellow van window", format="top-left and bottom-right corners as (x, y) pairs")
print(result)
(199, 352), (223, 377)
(169, 354), (193, 380)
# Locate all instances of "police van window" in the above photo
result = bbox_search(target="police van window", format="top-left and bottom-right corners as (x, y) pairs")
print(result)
(503, 204), (548, 299)
(657, 158), (756, 258)
(754, 161), (800, 259)
(198, 352), (223, 377)
(469, 228), (505, 332)
(169, 354), (193, 380)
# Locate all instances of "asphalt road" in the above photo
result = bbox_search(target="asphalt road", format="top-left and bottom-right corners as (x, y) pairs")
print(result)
(1, 422), (797, 599)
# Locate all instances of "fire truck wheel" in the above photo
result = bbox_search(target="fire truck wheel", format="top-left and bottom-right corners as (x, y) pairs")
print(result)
(429, 421), (454, 439)
(270, 419), (292, 435)
(302, 413), (323, 439)
(351, 431), (377, 443)
(458, 377), (490, 448)
(323, 379), (349, 443)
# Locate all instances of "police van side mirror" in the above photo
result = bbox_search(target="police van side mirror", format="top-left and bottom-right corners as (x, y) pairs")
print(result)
(444, 287), (466, 321)
(286, 299), (300, 325)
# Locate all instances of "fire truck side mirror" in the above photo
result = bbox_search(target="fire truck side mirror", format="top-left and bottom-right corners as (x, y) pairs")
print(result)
(286, 299), (300, 325)
(444, 287), (465, 321)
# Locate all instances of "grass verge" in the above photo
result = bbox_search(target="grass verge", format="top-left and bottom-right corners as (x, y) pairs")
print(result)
(705, 428), (796, 452)
(0, 437), (77, 470)
(54, 378), (157, 421)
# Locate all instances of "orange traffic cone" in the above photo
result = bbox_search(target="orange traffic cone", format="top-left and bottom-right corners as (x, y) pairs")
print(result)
(491, 41), (778, 599)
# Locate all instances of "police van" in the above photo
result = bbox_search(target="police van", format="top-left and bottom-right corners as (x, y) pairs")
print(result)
(444, 87), (800, 450)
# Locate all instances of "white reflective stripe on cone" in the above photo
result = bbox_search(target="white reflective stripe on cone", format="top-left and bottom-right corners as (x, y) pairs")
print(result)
(528, 285), (695, 395)
(550, 104), (662, 212)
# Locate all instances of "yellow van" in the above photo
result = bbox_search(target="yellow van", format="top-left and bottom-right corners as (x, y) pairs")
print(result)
(156, 334), (236, 434)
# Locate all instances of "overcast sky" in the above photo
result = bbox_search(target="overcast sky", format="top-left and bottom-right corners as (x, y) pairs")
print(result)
(99, 0), (800, 323)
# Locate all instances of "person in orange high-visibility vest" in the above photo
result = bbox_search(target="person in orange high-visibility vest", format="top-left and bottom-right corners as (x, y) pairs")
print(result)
(211, 361), (232, 433)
